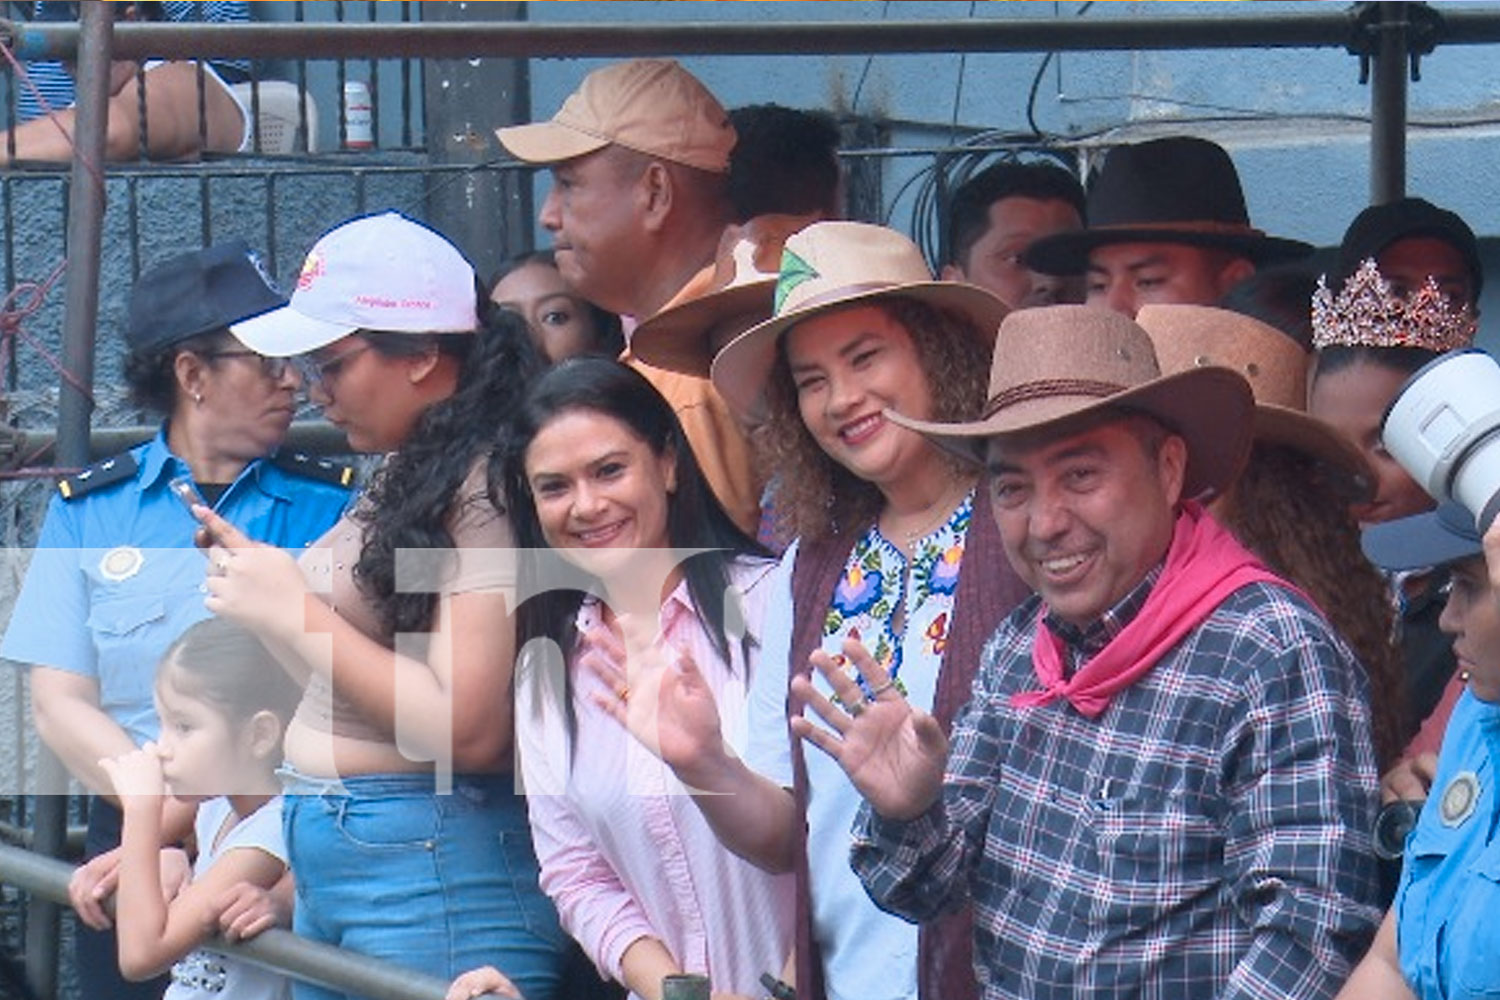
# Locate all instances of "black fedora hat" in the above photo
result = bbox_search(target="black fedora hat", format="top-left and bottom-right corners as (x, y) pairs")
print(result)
(1024, 136), (1313, 276)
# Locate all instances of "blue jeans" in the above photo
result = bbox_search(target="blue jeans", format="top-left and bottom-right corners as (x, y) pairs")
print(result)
(282, 771), (568, 1000)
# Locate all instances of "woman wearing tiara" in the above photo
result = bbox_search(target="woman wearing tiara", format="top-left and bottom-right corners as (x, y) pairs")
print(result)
(1308, 249), (1479, 810)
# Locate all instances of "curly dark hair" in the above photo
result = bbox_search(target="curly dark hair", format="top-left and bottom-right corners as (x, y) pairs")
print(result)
(122, 328), (235, 414)
(352, 284), (544, 638)
(1221, 441), (1406, 770)
(504, 357), (770, 676)
(755, 297), (992, 542)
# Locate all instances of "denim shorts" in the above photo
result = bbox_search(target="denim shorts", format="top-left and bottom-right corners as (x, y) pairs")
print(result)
(281, 769), (568, 1000)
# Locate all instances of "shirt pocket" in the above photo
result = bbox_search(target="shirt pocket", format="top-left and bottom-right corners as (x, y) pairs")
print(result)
(84, 595), (167, 704)
(1396, 818), (1456, 991)
(86, 593), (167, 640)
(1443, 842), (1500, 998)
(1088, 792), (1224, 926)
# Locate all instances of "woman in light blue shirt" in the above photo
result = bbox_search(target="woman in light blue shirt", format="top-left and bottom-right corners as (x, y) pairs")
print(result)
(1341, 501), (1500, 1000)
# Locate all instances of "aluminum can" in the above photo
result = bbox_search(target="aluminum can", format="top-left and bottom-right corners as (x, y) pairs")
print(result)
(343, 81), (373, 149)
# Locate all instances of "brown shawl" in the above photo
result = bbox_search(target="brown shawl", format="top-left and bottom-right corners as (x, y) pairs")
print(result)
(786, 486), (1029, 1000)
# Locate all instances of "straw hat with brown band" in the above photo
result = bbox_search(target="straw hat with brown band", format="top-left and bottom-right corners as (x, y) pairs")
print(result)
(710, 220), (1010, 424)
(1134, 303), (1375, 503)
(885, 304), (1256, 503)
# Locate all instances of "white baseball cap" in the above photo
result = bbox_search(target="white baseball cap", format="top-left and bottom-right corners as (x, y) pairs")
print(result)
(231, 212), (479, 357)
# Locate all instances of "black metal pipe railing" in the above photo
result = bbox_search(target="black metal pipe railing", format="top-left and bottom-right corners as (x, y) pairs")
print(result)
(0, 12), (1427, 62)
(0, 420), (353, 472)
(0, 7), (1490, 62)
(28, 4), (115, 995)
(1370, 2), (1411, 203)
(0, 842), (499, 1000)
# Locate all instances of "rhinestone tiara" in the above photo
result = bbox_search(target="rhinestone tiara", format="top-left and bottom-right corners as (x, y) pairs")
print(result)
(1311, 257), (1476, 353)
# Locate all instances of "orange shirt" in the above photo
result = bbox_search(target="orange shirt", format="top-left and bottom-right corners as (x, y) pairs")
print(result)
(623, 262), (764, 537)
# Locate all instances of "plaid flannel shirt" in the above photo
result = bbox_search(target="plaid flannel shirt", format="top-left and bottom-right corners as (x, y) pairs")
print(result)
(852, 570), (1382, 1000)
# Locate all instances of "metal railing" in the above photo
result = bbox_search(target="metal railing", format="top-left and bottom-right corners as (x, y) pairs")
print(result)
(0, 841), (501, 1000)
(0, 2), (1482, 997)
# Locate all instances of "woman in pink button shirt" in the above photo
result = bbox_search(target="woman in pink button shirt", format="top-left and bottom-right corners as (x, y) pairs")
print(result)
(451, 357), (793, 1000)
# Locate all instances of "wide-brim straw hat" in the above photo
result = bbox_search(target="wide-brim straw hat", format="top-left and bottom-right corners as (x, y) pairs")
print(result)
(710, 220), (1010, 422)
(1023, 136), (1313, 276)
(630, 213), (812, 377)
(886, 304), (1254, 501)
(1135, 304), (1375, 501)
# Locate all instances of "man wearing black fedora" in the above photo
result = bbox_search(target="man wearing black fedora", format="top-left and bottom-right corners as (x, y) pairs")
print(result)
(790, 305), (1382, 999)
(1025, 136), (1312, 318)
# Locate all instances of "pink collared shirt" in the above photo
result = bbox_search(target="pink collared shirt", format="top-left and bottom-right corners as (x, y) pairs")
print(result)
(518, 558), (794, 999)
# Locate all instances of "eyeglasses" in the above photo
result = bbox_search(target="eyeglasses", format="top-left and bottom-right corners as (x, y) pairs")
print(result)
(293, 342), (374, 391)
(201, 350), (293, 381)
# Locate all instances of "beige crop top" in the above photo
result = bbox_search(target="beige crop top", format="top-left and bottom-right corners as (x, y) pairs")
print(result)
(290, 459), (517, 744)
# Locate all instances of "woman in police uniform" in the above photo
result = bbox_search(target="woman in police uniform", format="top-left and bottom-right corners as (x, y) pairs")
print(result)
(1, 240), (351, 1000)
(1340, 501), (1500, 1000)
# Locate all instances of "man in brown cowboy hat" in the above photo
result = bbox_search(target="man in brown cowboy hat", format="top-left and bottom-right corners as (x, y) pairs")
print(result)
(791, 305), (1382, 999)
(495, 58), (763, 534)
(1024, 137), (1311, 318)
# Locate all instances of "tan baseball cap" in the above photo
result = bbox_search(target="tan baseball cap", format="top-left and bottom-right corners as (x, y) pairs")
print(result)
(495, 59), (735, 173)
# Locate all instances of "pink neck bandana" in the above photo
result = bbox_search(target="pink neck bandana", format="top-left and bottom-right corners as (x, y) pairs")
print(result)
(1012, 502), (1289, 718)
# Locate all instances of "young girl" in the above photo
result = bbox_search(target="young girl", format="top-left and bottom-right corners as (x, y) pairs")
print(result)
(98, 616), (303, 1000)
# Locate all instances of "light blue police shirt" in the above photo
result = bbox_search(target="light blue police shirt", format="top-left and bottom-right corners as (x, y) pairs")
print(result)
(1395, 688), (1500, 1000)
(0, 428), (351, 746)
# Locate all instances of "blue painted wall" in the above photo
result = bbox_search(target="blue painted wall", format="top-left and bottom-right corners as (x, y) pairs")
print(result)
(511, 1), (1500, 324)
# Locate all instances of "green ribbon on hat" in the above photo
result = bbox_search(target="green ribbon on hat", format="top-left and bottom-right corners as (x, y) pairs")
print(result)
(775, 247), (820, 315)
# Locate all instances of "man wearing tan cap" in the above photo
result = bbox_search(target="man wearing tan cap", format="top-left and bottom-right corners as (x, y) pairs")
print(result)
(791, 306), (1382, 999)
(497, 59), (762, 534)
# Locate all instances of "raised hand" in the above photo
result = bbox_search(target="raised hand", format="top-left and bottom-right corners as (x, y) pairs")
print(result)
(99, 743), (167, 803)
(579, 616), (731, 784)
(195, 505), (311, 641)
(790, 637), (948, 822)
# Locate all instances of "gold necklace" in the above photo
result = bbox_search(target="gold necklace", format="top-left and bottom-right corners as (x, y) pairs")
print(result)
(885, 478), (971, 552)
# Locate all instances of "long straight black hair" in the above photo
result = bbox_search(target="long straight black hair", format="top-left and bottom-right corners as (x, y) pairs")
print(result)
(503, 357), (770, 683)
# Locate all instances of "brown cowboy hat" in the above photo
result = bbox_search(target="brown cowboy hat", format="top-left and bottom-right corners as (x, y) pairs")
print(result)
(1134, 304), (1375, 501)
(886, 304), (1254, 500)
(630, 214), (813, 378)
(710, 220), (1009, 422)
(1024, 137), (1313, 276)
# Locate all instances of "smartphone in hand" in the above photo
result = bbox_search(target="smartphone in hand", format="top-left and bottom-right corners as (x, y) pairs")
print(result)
(168, 475), (204, 514)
